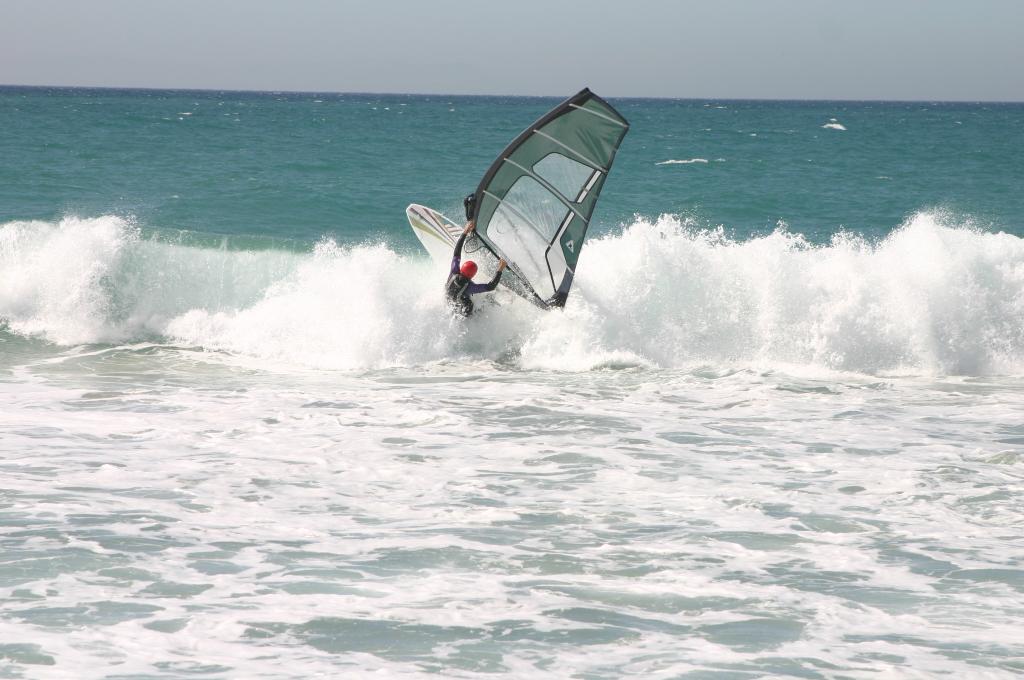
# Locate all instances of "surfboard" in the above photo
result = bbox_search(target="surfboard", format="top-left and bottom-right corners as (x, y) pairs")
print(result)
(406, 204), (501, 277)
(405, 204), (462, 265)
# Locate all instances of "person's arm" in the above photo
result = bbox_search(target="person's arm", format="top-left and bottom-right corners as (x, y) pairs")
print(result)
(450, 221), (474, 274)
(467, 260), (507, 294)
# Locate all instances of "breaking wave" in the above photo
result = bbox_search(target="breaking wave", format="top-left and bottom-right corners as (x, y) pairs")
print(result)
(2, 212), (1023, 375)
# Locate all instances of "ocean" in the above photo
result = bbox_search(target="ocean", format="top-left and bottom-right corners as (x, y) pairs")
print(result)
(2, 86), (1023, 678)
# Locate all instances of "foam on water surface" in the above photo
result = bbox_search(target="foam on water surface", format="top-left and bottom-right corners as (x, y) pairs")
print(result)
(3, 213), (1024, 677)
(2, 352), (1023, 678)
(3, 211), (1023, 375)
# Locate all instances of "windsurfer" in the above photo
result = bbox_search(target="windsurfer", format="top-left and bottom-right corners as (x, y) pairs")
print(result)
(445, 220), (506, 316)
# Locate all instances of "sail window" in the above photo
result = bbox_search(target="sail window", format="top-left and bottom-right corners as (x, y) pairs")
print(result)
(502, 176), (570, 242)
(489, 198), (558, 296)
(533, 153), (594, 203)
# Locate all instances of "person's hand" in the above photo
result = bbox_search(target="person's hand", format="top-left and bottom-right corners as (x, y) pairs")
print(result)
(498, 259), (507, 271)
(464, 220), (476, 234)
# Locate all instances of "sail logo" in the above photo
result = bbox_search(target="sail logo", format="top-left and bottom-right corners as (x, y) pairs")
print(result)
(565, 239), (575, 253)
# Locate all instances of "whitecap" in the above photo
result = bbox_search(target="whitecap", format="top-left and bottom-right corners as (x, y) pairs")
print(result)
(4, 211), (1023, 376)
(656, 158), (709, 165)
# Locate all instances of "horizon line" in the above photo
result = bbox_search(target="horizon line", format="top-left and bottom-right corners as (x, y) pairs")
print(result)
(2, 82), (1023, 106)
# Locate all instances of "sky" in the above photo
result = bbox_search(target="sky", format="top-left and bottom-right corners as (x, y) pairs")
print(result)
(2, 0), (1023, 101)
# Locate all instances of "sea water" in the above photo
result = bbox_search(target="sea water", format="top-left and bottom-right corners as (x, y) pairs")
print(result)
(2, 87), (1023, 678)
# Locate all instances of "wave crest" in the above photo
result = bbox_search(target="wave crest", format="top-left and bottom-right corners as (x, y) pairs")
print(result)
(2, 212), (1023, 375)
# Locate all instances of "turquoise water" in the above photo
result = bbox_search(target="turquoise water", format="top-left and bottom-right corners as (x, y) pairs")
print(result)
(2, 87), (1024, 678)
(4, 87), (1023, 245)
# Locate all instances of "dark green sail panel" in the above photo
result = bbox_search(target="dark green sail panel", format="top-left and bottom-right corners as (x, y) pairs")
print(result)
(470, 88), (629, 309)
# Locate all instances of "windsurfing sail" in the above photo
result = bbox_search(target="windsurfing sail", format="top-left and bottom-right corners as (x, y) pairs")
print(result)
(469, 88), (629, 309)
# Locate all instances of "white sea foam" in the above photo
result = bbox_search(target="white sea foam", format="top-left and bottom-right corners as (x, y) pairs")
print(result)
(0, 216), (300, 346)
(823, 119), (847, 131)
(4, 215), (1024, 678)
(656, 158), (709, 165)
(3, 212), (1024, 375)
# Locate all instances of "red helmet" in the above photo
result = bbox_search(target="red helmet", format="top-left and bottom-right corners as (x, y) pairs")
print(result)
(460, 261), (478, 278)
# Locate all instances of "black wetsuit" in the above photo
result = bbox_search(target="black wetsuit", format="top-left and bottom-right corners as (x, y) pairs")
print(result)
(445, 232), (503, 316)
